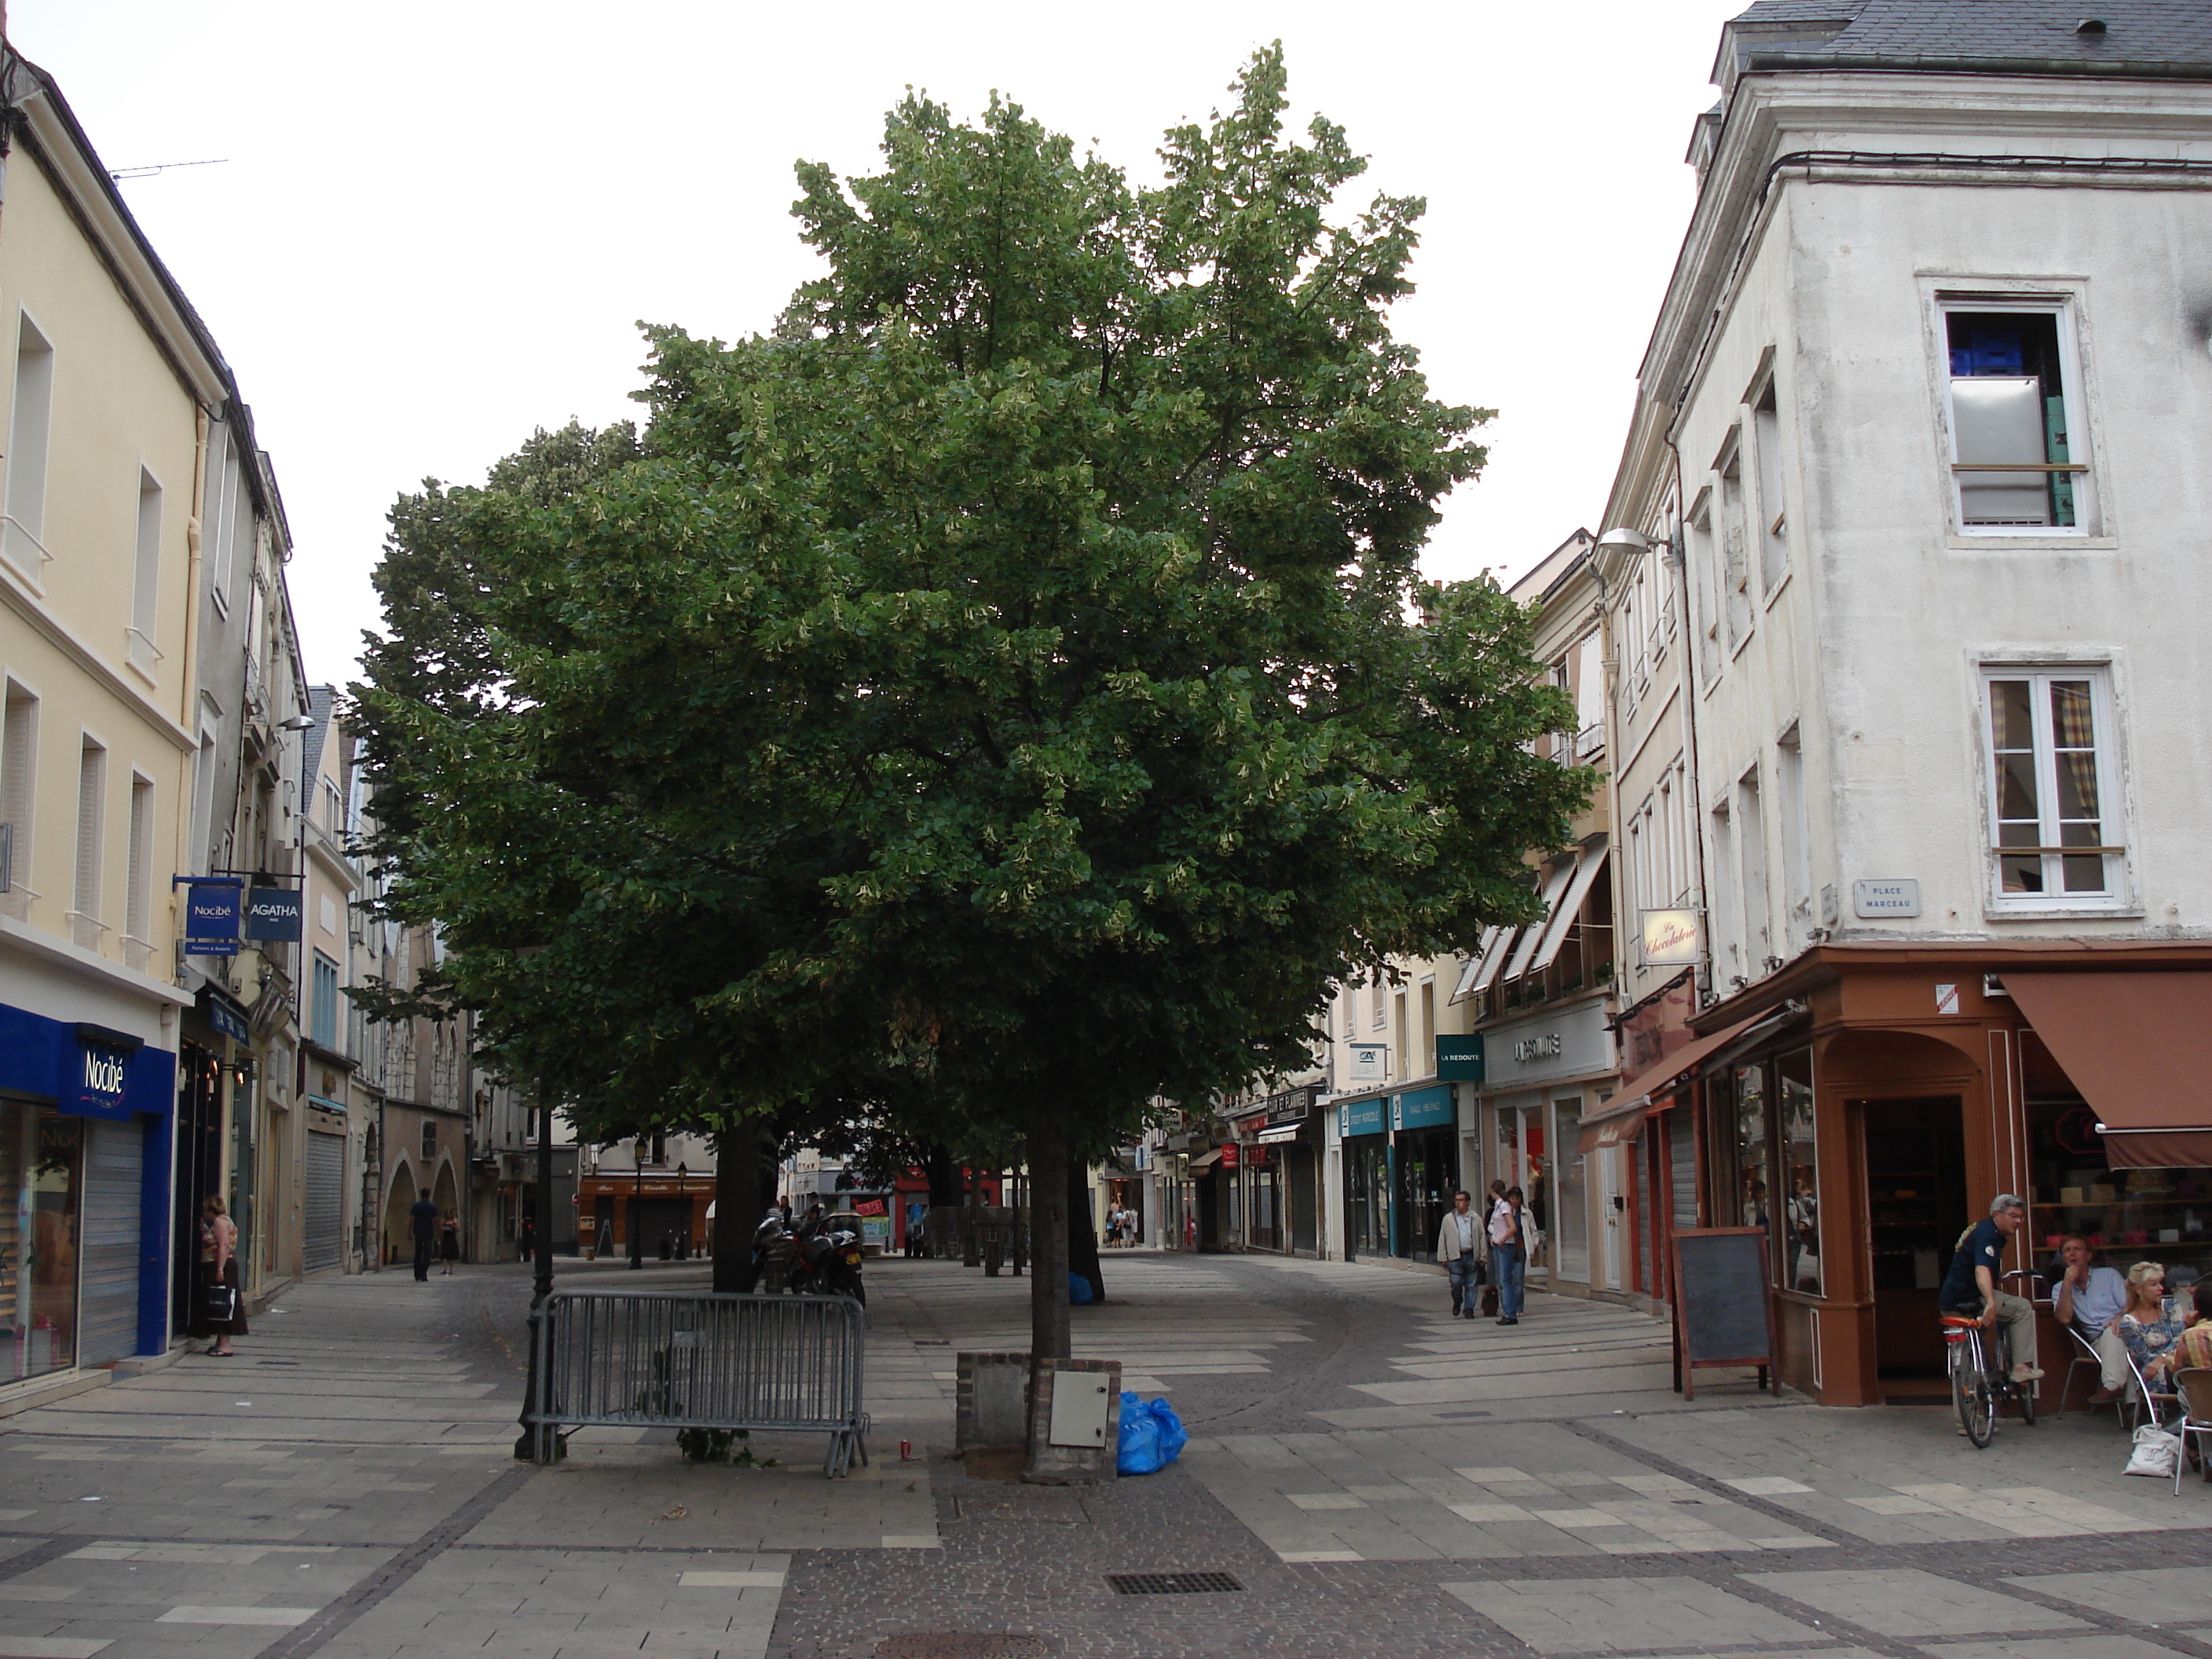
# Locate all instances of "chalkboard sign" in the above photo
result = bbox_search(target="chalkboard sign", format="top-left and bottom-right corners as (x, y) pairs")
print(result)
(1671, 1227), (1774, 1399)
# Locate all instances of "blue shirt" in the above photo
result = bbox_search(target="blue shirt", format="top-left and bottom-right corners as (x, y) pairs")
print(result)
(1940, 1218), (2006, 1310)
(2060, 1265), (2128, 1333)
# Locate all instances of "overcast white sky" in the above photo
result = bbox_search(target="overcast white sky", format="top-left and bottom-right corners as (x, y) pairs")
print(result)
(13, 0), (1742, 686)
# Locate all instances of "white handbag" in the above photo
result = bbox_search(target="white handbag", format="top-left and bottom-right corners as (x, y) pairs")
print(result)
(2123, 1423), (2181, 1478)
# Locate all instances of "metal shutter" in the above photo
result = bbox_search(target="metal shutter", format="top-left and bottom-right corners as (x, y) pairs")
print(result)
(79, 1118), (143, 1367)
(1671, 1113), (1698, 1235)
(305, 1130), (345, 1275)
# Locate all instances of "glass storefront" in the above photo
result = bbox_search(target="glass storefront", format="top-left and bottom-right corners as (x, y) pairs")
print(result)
(1554, 1097), (1588, 1283)
(1778, 1050), (1821, 1294)
(5, 1104), (83, 1383)
(2027, 1094), (2210, 1287)
(1344, 1136), (1390, 1259)
(1395, 1127), (1456, 1263)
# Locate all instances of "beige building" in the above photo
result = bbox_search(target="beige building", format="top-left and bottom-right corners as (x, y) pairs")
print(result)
(0, 49), (225, 1400)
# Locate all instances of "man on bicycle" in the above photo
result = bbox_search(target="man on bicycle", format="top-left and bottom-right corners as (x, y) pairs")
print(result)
(1939, 1193), (2044, 1385)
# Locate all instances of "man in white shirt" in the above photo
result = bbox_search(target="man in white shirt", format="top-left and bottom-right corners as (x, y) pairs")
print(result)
(1435, 1190), (1482, 1320)
(2052, 1232), (2131, 1401)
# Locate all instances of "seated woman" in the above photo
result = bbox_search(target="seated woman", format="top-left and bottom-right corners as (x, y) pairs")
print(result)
(2113, 1261), (2188, 1398)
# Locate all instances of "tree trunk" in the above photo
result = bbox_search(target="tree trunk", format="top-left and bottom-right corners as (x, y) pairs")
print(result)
(963, 1155), (983, 1268)
(1068, 1153), (1104, 1306)
(925, 1145), (961, 1208)
(1027, 1119), (1071, 1361)
(712, 1122), (761, 1294)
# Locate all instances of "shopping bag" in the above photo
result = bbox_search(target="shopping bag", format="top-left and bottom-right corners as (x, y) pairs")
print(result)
(2124, 1423), (2181, 1478)
(205, 1282), (237, 1324)
(1068, 1273), (1095, 1306)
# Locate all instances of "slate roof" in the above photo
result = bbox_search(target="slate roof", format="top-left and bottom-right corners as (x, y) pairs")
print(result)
(1725, 0), (2212, 75)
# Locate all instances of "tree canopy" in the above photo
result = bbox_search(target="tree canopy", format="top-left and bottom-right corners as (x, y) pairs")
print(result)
(352, 48), (1590, 1352)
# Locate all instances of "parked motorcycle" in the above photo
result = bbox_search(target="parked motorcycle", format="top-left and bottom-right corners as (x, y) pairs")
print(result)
(784, 1214), (866, 1305)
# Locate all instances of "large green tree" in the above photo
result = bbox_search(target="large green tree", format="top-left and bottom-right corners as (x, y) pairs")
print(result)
(353, 48), (1588, 1359)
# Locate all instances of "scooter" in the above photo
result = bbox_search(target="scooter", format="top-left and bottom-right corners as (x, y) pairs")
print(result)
(785, 1216), (866, 1304)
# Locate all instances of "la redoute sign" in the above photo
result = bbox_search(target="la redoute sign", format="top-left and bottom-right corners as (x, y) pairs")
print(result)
(1485, 1002), (1613, 1087)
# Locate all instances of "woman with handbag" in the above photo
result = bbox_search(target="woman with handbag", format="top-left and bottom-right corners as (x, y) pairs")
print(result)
(192, 1194), (248, 1356)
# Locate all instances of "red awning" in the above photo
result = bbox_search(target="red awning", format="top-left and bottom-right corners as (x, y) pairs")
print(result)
(2003, 972), (2212, 1169)
(1578, 1013), (1764, 1154)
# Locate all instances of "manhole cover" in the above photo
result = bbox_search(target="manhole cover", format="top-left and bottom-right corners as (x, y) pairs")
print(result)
(1104, 1572), (1244, 1595)
(874, 1637), (1049, 1658)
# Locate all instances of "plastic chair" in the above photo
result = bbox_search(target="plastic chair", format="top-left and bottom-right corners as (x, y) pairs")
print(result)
(2174, 1368), (2212, 1496)
(2057, 1321), (2108, 1419)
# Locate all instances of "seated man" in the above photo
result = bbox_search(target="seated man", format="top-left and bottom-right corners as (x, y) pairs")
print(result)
(2052, 1233), (2131, 1403)
(1938, 1192), (2043, 1385)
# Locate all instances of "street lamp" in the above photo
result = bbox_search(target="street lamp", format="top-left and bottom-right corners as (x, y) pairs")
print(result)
(676, 1162), (688, 1258)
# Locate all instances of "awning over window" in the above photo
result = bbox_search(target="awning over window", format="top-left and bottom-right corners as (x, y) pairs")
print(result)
(1457, 924), (1520, 1002)
(1503, 859), (1580, 983)
(1187, 1148), (1225, 1171)
(2003, 972), (2212, 1169)
(1528, 837), (1609, 976)
(1577, 1013), (1764, 1154)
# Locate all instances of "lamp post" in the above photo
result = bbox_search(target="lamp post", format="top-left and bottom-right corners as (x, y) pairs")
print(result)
(630, 1144), (645, 1269)
(514, 1077), (556, 1462)
(676, 1162), (688, 1258)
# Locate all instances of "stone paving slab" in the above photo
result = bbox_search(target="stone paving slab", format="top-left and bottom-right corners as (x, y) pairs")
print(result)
(1744, 1566), (2088, 1638)
(1440, 1576), (1819, 1654)
(2009, 1566), (2212, 1625)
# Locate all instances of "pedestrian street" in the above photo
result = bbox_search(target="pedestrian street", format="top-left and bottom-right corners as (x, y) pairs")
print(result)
(4, 1251), (2212, 1659)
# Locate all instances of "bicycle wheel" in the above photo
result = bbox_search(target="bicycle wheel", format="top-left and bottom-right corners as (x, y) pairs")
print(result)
(1993, 1325), (2036, 1427)
(1954, 1343), (1996, 1448)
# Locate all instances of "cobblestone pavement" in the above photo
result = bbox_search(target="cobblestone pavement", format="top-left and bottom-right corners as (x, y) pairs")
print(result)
(3, 1251), (2210, 1659)
(769, 1251), (2212, 1659)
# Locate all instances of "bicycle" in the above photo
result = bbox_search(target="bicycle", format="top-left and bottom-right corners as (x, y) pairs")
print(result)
(1943, 1268), (2042, 1448)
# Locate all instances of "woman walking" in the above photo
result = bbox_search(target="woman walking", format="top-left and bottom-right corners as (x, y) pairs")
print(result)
(192, 1195), (247, 1357)
(438, 1212), (461, 1275)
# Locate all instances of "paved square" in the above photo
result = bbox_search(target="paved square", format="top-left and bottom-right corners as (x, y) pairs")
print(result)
(1441, 1576), (1818, 1654)
(2010, 1567), (2212, 1625)
(1743, 1568), (2087, 1639)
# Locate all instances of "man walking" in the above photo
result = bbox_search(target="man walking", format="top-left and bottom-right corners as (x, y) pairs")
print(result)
(409, 1192), (441, 1282)
(1437, 1190), (1482, 1319)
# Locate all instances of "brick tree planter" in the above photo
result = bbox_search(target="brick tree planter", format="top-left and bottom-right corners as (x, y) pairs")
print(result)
(1024, 1357), (1122, 1485)
(955, 1352), (1032, 1452)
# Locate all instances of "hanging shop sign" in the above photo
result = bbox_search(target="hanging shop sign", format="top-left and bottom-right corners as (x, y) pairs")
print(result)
(178, 876), (244, 955)
(1639, 908), (1702, 966)
(1219, 1143), (1240, 1170)
(1435, 1035), (1485, 1081)
(244, 885), (305, 942)
(199, 986), (251, 1043)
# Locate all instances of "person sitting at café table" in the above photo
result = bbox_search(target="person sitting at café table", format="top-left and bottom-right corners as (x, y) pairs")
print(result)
(2052, 1234), (2132, 1404)
(2113, 1261), (2188, 1398)
(2176, 1280), (2212, 1375)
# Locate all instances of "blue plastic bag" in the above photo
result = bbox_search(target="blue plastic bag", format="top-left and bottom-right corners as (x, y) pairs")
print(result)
(1116, 1392), (1163, 1475)
(1068, 1273), (1095, 1306)
(1115, 1392), (1188, 1476)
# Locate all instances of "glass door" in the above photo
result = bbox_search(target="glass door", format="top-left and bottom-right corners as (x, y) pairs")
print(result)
(1554, 1097), (1588, 1284)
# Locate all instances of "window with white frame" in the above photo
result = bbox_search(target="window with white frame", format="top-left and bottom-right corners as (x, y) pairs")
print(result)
(1369, 976), (1386, 1030)
(1983, 668), (2122, 904)
(312, 950), (341, 1049)
(1717, 439), (1751, 649)
(1943, 302), (2092, 532)
(4, 313), (54, 580)
(1574, 631), (1605, 760)
(1688, 492), (1719, 685)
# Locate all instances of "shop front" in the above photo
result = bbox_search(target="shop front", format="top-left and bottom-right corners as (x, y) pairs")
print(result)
(1476, 998), (1616, 1295)
(1338, 1093), (1390, 1260)
(2, 999), (177, 1392)
(1393, 1085), (1458, 1264)
(579, 1170), (712, 1261)
(1684, 946), (2212, 1408)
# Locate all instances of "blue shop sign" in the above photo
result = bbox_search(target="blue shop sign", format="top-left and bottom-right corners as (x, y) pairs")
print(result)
(1341, 1095), (1387, 1137)
(1395, 1084), (1456, 1132)
(0, 1004), (174, 1122)
(179, 876), (243, 955)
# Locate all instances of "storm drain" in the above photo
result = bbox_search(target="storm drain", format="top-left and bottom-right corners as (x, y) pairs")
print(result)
(1105, 1572), (1244, 1595)
(875, 1637), (1049, 1658)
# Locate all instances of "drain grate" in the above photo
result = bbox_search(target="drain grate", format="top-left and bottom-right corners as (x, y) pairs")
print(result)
(874, 1636), (1048, 1658)
(1105, 1572), (1243, 1595)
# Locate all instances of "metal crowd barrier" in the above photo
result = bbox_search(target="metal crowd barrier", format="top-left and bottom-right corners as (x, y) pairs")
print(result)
(529, 1289), (870, 1477)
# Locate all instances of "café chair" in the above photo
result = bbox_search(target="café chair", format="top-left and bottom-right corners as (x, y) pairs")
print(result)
(2174, 1368), (2212, 1496)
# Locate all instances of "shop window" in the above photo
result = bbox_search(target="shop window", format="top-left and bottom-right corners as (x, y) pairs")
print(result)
(1778, 1049), (1819, 1295)
(3, 1104), (82, 1382)
(1983, 668), (2122, 907)
(2026, 1085), (2210, 1284)
(1943, 305), (2090, 531)
(1711, 1064), (1772, 1235)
